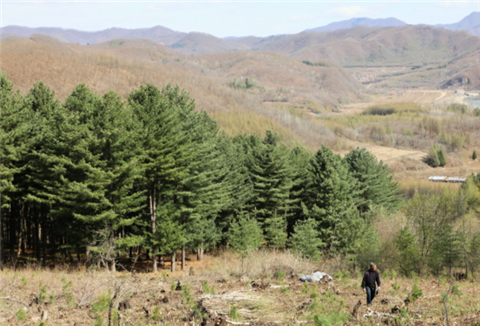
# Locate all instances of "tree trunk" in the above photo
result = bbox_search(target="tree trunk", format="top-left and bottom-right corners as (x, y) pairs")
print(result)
(10, 200), (17, 259)
(181, 245), (186, 271)
(197, 244), (204, 261)
(41, 221), (47, 266)
(0, 202), (3, 271)
(460, 195), (468, 278)
(110, 228), (116, 272)
(35, 213), (40, 263)
(149, 189), (158, 273)
(85, 225), (90, 266)
(171, 251), (176, 272)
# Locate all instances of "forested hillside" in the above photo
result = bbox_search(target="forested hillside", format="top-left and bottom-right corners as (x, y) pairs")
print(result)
(2, 74), (480, 279)
(0, 74), (400, 272)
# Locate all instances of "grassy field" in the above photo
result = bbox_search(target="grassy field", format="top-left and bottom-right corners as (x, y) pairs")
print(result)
(1, 250), (479, 326)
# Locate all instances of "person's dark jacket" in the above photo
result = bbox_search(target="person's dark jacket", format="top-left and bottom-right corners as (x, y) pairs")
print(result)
(361, 269), (381, 289)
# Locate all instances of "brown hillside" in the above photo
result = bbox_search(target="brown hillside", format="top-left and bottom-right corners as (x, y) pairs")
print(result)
(168, 32), (249, 54)
(442, 48), (480, 89)
(1, 35), (358, 148)
(241, 25), (480, 66)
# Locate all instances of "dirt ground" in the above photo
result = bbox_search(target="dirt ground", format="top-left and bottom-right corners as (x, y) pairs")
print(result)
(1, 251), (479, 326)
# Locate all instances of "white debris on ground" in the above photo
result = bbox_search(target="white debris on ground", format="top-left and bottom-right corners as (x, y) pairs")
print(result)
(298, 271), (333, 283)
(363, 308), (396, 319)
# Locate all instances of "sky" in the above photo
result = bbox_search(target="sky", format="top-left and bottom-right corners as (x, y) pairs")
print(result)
(1, 1), (479, 38)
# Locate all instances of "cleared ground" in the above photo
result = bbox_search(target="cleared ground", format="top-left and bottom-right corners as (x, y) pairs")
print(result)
(1, 251), (479, 326)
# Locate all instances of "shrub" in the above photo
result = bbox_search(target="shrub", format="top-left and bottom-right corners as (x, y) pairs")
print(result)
(202, 280), (216, 295)
(312, 311), (350, 326)
(302, 60), (329, 67)
(228, 305), (240, 320)
(273, 271), (286, 280)
(362, 102), (424, 116)
(392, 280), (400, 291)
(473, 150), (477, 161)
(425, 144), (446, 167)
(289, 219), (324, 260)
(451, 283), (462, 296)
(447, 103), (468, 114)
(228, 78), (257, 90)
(151, 306), (161, 321)
(408, 283), (423, 301)
(395, 226), (421, 276)
(181, 285), (194, 305)
(15, 309), (27, 320)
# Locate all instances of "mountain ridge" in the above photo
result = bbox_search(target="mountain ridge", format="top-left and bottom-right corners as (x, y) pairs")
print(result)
(1, 12), (478, 46)
(304, 17), (407, 33)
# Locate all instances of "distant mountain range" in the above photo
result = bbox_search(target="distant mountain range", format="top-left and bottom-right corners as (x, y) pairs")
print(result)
(304, 17), (407, 32)
(304, 12), (480, 36)
(0, 25), (186, 45)
(1, 12), (479, 68)
(1, 12), (478, 48)
(436, 12), (480, 36)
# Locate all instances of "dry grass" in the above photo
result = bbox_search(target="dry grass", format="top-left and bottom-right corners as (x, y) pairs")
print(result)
(0, 35), (362, 150)
(397, 179), (461, 198)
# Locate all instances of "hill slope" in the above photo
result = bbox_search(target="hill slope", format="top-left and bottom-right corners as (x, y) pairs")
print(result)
(0, 35), (365, 148)
(239, 25), (480, 66)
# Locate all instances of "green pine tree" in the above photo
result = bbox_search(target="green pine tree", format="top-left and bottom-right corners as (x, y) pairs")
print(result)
(303, 145), (361, 254)
(469, 232), (480, 275)
(228, 212), (263, 266)
(21, 81), (76, 264)
(264, 210), (288, 248)
(289, 218), (324, 260)
(216, 134), (254, 243)
(287, 146), (312, 233)
(0, 73), (25, 208)
(344, 147), (400, 213)
(243, 131), (294, 228)
(129, 83), (196, 272)
(181, 112), (231, 262)
(395, 226), (421, 276)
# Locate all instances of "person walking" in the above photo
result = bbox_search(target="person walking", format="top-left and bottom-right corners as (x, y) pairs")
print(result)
(361, 262), (381, 306)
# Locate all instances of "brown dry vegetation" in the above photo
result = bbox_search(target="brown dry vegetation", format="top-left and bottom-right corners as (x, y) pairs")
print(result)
(238, 25), (480, 67)
(1, 34), (479, 178)
(1, 250), (479, 326)
(320, 102), (480, 175)
(0, 35), (363, 149)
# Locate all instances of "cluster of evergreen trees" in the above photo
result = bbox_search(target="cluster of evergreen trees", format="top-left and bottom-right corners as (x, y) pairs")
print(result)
(0, 74), (400, 271)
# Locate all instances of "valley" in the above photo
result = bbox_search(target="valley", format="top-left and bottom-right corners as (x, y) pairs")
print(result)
(1, 26), (479, 184)
(2, 8), (480, 326)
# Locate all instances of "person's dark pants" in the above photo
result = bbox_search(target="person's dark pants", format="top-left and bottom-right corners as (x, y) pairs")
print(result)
(366, 286), (376, 305)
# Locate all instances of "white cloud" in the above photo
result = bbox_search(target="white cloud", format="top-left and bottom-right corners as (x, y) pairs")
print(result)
(330, 6), (367, 17)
